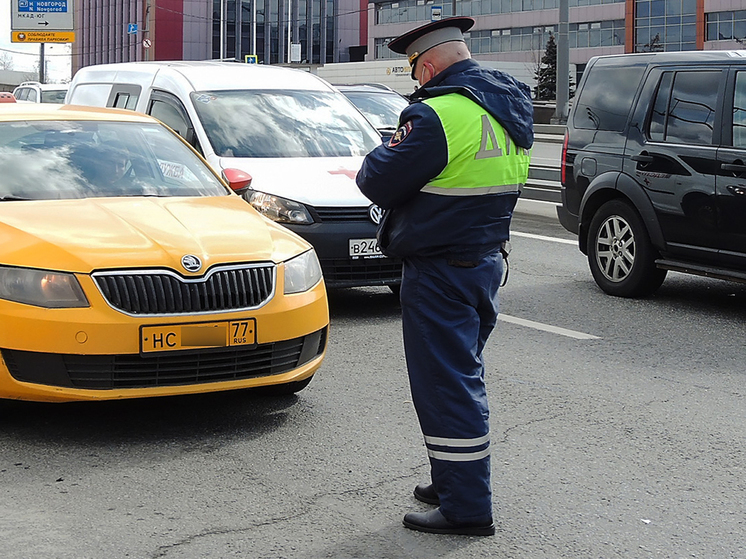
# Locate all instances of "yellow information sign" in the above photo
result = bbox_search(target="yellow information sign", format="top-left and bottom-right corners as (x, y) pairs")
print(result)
(12, 31), (76, 43)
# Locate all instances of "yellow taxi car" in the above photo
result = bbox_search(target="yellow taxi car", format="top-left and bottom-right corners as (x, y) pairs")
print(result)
(0, 104), (328, 402)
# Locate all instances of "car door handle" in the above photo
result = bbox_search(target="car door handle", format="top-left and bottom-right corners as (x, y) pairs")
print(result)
(721, 163), (746, 172)
(631, 153), (654, 164)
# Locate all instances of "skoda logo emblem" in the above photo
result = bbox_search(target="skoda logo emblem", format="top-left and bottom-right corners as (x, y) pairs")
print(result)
(181, 255), (202, 273)
(368, 204), (384, 225)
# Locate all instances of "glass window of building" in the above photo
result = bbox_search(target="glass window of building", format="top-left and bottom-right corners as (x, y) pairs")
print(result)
(635, 0), (697, 51)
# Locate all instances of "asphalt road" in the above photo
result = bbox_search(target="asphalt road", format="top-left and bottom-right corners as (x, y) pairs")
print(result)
(1, 208), (745, 558)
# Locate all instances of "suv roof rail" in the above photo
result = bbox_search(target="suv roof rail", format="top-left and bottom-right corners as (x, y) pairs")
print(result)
(18, 81), (41, 86)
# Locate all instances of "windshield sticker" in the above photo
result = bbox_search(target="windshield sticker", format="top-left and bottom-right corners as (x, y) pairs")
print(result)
(388, 121), (412, 148)
(159, 160), (185, 179)
(195, 94), (216, 104)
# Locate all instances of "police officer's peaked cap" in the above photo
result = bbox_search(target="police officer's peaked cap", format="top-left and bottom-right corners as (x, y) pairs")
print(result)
(387, 17), (475, 79)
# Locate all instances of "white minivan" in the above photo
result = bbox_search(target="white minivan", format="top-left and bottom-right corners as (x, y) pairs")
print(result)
(66, 61), (402, 291)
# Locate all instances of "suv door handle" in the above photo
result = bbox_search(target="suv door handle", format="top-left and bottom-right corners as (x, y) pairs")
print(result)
(631, 153), (654, 164)
(721, 162), (746, 172)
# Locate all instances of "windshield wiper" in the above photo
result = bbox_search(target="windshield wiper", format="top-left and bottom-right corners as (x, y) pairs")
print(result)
(0, 195), (32, 201)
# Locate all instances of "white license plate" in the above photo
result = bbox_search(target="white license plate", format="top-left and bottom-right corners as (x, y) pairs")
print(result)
(140, 319), (256, 354)
(349, 238), (383, 259)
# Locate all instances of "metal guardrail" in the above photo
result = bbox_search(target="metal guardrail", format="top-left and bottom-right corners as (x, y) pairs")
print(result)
(524, 124), (564, 204)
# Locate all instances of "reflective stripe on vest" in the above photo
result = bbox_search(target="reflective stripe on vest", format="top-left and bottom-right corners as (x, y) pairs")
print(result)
(421, 94), (531, 196)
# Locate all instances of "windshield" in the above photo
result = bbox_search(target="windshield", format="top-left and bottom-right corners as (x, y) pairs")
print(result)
(343, 91), (409, 131)
(191, 89), (381, 158)
(0, 120), (228, 201)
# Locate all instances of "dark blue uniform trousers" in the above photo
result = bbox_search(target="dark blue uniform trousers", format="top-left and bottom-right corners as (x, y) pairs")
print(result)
(401, 252), (503, 525)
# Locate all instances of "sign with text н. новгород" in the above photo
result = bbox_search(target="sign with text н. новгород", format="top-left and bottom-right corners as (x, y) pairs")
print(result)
(12, 0), (74, 31)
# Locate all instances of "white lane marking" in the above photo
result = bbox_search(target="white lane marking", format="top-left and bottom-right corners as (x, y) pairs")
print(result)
(499, 314), (600, 340)
(512, 231), (577, 245)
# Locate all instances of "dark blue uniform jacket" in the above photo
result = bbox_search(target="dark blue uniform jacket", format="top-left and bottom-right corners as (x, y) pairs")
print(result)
(356, 59), (534, 261)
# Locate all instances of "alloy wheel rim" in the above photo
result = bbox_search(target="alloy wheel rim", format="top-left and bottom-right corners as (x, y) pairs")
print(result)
(595, 215), (635, 282)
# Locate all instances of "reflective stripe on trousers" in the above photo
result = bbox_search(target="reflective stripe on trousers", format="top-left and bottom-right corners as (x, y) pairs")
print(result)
(401, 252), (503, 524)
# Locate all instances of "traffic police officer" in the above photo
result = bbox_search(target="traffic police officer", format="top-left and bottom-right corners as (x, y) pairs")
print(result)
(356, 17), (533, 536)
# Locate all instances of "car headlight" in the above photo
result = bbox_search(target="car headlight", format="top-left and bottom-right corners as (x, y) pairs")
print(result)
(0, 266), (89, 308)
(246, 191), (314, 225)
(284, 250), (323, 294)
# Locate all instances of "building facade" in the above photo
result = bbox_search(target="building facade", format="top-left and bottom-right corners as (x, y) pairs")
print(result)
(210, 0), (369, 63)
(71, 0), (367, 74)
(70, 1), (746, 81)
(367, 0), (746, 77)
(71, 0), (212, 73)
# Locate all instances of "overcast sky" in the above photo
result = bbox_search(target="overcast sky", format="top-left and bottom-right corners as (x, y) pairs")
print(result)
(1, 5), (72, 83)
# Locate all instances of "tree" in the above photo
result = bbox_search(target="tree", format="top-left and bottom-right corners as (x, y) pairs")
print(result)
(533, 33), (574, 101)
(534, 33), (557, 101)
(0, 52), (14, 71)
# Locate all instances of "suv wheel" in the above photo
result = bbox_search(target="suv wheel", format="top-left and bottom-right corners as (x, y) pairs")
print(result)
(587, 200), (667, 297)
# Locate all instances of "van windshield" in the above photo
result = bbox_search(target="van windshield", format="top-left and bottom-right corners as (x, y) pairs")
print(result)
(191, 90), (381, 158)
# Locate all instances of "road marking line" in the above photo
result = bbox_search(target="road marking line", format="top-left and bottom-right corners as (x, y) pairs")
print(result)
(499, 314), (600, 340)
(512, 231), (577, 245)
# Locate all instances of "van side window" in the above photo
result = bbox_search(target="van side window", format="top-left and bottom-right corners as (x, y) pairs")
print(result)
(573, 62), (646, 131)
(106, 85), (141, 111)
(147, 91), (202, 155)
(69, 83), (112, 107)
(649, 70), (719, 145)
(733, 72), (746, 148)
(27, 89), (37, 102)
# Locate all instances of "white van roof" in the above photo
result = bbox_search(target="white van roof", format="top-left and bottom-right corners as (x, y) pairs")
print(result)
(71, 61), (334, 93)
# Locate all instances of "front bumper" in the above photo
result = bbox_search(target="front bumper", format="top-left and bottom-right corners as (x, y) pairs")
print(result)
(286, 214), (402, 288)
(0, 273), (329, 402)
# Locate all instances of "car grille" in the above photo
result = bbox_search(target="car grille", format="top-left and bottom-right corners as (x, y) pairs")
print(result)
(3, 328), (326, 390)
(93, 264), (275, 315)
(320, 257), (402, 286)
(314, 207), (372, 222)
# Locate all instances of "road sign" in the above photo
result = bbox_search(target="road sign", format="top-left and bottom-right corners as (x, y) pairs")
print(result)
(245, 55), (258, 64)
(127, 23), (138, 35)
(12, 31), (75, 43)
(12, 0), (74, 31)
(143, 38), (152, 49)
(431, 5), (442, 21)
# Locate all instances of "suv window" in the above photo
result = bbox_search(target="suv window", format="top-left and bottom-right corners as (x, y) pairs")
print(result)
(573, 61), (646, 131)
(733, 71), (746, 148)
(649, 70), (718, 145)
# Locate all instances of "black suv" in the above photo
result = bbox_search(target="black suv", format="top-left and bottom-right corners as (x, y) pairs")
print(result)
(559, 51), (746, 297)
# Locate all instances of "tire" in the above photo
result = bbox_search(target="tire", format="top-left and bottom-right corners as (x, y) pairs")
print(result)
(587, 200), (667, 297)
(256, 375), (314, 396)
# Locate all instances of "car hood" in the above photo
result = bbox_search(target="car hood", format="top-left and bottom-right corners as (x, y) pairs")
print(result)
(0, 196), (307, 274)
(215, 156), (374, 207)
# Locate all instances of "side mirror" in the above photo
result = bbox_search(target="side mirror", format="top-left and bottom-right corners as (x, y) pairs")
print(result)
(222, 168), (253, 195)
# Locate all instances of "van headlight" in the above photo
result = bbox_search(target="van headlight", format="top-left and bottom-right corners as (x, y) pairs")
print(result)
(284, 250), (323, 294)
(246, 191), (314, 225)
(0, 266), (89, 308)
